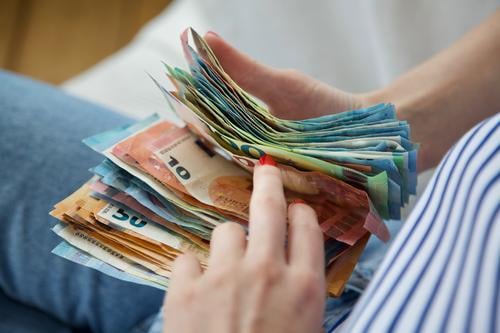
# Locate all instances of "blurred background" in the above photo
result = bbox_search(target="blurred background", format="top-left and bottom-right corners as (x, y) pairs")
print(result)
(0, 0), (171, 84)
(0, 0), (496, 120)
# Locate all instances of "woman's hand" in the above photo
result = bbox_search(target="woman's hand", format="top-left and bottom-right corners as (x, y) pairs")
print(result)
(204, 32), (366, 120)
(163, 156), (325, 333)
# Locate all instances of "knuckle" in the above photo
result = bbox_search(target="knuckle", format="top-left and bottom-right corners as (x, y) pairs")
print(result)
(213, 221), (245, 238)
(168, 283), (197, 307)
(290, 205), (320, 228)
(293, 270), (324, 301)
(302, 203), (318, 217)
(206, 270), (230, 289)
(252, 192), (286, 213)
(256, 165), (282, 181)
(267, 195), (287, 211)
(248, 258), (283, 284)
(301, 219), (323, 236)
(249, 257), (273, 273)
(292, 202), (317, 217)
(173, 253), (194, 269)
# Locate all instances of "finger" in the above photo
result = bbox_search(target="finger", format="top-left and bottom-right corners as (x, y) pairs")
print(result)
(287, 200), (324, 271)
(163, 254), (201, 327)
(204, 32), (281, 104)
(170, 252), (202, 287)
(246, 155), (287, 260)
(208, 222), (246, 269)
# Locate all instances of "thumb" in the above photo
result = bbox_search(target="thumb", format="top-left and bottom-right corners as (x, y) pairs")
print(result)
(204, 32), (280, 104)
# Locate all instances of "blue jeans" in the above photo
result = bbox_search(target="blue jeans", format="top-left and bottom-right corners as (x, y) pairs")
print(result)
(0, 71), (164, 333)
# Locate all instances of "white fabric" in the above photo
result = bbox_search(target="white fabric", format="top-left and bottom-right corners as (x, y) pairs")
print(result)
(62, 0), (499, 119)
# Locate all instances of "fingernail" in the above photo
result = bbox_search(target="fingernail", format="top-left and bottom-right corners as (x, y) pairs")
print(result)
(259, 154), (276, 166)
(291, 198), (306, 205)
(206, 31), (220, 38)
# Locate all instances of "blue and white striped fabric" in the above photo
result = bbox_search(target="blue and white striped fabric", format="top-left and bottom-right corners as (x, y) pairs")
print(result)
(335, 113), (500, 333)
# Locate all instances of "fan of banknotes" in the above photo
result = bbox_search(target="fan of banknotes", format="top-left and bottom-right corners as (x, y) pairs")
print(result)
(50, 28), (418, 297)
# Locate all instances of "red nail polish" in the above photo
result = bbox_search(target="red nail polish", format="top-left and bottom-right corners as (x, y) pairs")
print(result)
(291, 199), (306, 205)
(206, 30), (220, 38)
(259, 154), (276, 166)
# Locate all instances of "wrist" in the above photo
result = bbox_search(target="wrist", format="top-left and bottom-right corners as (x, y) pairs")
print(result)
(357, 86), (434, 171)
(358, 87), (409, 117)
(357, 89), (387, 108)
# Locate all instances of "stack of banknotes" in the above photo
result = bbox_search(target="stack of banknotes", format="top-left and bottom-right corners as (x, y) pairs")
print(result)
(50, 28), (418, 297)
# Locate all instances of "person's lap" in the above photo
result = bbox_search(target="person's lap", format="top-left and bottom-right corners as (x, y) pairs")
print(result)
(0, 70), (163, 333)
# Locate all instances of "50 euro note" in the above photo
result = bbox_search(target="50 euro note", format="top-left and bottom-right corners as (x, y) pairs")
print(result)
(53, 194), (176, 277)
(51, 183), (208, 272)
(52, 224), (169, 288)
(91, 159), (215, 239)
(93, 198), (209, 264)
(109, 116), (389, 245)
(52, 237), (166, 290)
(81, 182), (208, 264)
(89, 179), (209, 250)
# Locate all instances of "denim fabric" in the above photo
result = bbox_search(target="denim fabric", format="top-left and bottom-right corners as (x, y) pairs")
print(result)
(0, 289), (72, 333)
(0, 71), (163, 333)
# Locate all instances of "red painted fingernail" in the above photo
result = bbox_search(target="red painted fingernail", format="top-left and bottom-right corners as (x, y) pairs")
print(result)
(259, 154), (276, 166)
(291, 199), (306, 205)
(206, 31), (220, 38)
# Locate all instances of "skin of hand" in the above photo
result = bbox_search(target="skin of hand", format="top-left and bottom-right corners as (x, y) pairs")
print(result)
(163, 156), (326, 333)
(204, 9), (500, 171)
